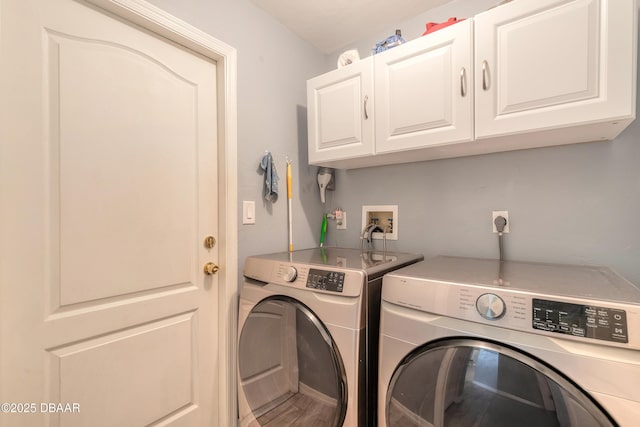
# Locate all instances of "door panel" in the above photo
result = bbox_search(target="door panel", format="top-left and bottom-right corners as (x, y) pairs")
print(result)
(51, 314), (195, 427)
(1, 0), (218, 425)
(51, 31), (199, 305)
(474, 0), (636, 138)
(307, 57), (374, 163)
(494, 2), (598, 115)
(375, 19), (473, 153)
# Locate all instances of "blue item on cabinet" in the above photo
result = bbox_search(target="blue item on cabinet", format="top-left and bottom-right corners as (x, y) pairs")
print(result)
(372, 29), (405, 54)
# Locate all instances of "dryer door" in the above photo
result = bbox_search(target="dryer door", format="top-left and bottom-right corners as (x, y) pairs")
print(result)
(385, 338), (615, 427)
(238, 295), (347, 427)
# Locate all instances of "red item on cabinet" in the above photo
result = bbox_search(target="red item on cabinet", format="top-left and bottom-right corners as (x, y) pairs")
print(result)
(422, 17), (465, 35)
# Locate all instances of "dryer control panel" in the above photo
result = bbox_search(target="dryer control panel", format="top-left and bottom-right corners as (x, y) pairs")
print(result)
(532, 299), (628, 344)
(306, 268), (345, 292)
(243, 256), (365, 297)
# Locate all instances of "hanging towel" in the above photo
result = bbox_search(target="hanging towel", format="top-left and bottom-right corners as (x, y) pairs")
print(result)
(260, 152), (279, 202)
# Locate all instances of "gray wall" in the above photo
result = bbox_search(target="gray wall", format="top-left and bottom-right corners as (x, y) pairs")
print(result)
(321, 0), (640, 286)
(146, 0), (640, 287)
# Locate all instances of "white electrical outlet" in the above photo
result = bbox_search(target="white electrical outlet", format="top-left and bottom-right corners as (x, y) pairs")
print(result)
(492, 211), (509, 233)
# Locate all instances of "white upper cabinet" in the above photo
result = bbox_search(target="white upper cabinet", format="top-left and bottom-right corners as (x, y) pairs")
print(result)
(375, 19), (473, 153)
(474, 0), (637, 141)
(307, 57), (374, 164)
(306, 0), (637, 169)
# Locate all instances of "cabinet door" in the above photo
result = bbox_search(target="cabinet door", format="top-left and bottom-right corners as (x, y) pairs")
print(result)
(307, 57), (374, 164)
(475, 0), (636, 139)
(375, 19), (473, 154)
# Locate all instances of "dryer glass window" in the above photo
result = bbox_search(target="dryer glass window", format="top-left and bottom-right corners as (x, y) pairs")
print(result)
(238, 296), (347, 427)
(386, 339), (615, 427)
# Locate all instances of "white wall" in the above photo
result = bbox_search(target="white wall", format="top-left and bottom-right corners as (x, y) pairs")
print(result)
(146, 0), (328, 278)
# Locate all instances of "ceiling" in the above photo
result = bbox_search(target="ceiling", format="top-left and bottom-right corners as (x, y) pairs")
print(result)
(250, 0), (451, 54)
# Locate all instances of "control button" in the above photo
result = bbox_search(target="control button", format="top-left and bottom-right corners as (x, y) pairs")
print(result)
(476, 293), (506, 320)
(283, 266), (298, 282)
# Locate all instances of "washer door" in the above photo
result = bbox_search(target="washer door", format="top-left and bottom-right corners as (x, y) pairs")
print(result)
(386, 338), (616, 427)
(238, 295), (347, 426)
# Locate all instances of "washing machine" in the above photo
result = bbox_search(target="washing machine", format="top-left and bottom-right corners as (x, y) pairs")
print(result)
(238, 247), (423, 427)
(378, 256), (640, 427)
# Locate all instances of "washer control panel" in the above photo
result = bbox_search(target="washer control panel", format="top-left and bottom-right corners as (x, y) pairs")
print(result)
(306, 268), (345, 293)
(532, 299), (628, 344)
(383, 275), (639, 348)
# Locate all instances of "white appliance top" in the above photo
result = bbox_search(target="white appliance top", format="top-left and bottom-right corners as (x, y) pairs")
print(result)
(246, 247), (424, 279)
(383, 256), (640, 349)
(388, 256), (640, 304)
(243, 247), (423, 298)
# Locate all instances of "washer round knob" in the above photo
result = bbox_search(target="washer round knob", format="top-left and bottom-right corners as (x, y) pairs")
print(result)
(283, 266), (298, 282)
(476, 293), (506, 320)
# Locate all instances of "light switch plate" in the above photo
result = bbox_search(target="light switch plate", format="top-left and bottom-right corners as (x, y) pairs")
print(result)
(243, 201), (256, 225)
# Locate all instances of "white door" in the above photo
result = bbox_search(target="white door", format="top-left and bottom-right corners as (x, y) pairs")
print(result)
(474, 0), (636, 139)
(307, 57), (375, 164)
(375, 19), (474, 154)
(0, 0), (220, 426)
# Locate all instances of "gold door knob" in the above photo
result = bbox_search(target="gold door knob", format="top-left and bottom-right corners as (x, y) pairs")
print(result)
(204, 262), (219, 275)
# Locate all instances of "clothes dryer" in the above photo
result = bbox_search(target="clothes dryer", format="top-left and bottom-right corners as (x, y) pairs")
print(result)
(378, 256), (640, 427)
(239, 247), (422, 427)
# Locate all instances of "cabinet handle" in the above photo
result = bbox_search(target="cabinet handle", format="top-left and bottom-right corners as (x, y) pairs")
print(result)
(363, 95), (369, 120)
(460, 67), (467, 97)
(482, 60), (490, 91)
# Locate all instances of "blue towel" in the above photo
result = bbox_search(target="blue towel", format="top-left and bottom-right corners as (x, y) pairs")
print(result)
(260, 152), (279, 202)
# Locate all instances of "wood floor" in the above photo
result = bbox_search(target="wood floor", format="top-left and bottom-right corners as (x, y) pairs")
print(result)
(251, 391), (337, 427)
